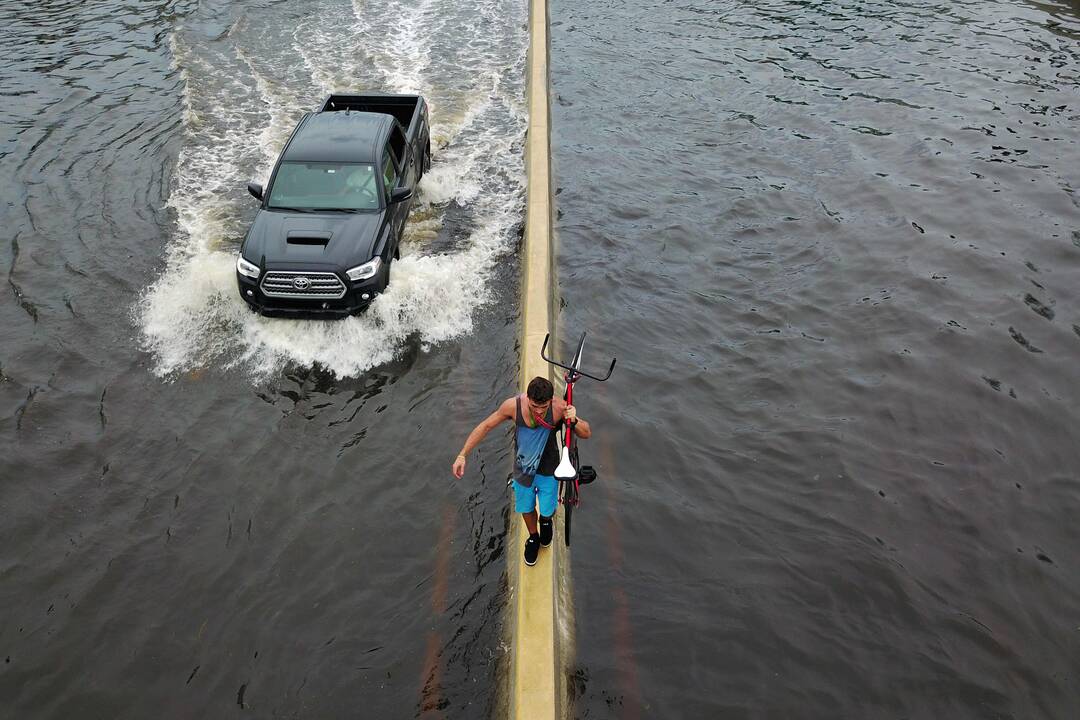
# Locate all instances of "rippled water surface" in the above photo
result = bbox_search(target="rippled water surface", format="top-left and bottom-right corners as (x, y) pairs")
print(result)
(550, 0), (1080, 717)
(1, 0), (526, 716)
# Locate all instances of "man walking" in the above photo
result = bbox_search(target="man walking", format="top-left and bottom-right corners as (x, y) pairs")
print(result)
(452, 376), (591, 566)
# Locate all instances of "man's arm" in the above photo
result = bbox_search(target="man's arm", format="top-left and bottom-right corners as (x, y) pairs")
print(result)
(452, 397), (516, 479)
(570, 411), (592, 439)
(556, 398), (592, 439)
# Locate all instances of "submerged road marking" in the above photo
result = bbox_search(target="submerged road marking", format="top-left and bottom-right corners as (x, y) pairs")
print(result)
(421, 363), (475, 719)
(598, 434), (643, 719)
(418, 501), (453, 717)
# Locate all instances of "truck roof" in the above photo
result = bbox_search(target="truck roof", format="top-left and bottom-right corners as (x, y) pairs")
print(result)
(282, 111), (393, 164)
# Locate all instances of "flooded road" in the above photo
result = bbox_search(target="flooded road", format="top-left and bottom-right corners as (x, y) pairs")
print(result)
(3, 0), (1080, 717)
(1, 0), (526, 716)
(550, 0), (1080, 717)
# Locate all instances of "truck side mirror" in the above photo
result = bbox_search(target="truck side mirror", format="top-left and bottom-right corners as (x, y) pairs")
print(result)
(389, 187), (412, 204)
(247, 182), (263, 201)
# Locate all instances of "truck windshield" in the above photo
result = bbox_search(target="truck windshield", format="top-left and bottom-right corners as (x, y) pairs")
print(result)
(266, 162), (380, 211)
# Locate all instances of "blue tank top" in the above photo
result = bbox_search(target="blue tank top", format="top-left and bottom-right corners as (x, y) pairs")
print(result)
(514, 396), (556, 488)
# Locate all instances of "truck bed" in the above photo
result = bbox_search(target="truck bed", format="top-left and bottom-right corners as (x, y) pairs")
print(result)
(320, 94), (422, 136)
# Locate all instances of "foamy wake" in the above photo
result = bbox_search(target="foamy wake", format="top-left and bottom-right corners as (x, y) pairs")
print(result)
(139, 0), (527, 379)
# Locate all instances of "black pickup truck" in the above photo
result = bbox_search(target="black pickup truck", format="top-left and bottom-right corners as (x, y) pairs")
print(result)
(236, 93), (431, 317)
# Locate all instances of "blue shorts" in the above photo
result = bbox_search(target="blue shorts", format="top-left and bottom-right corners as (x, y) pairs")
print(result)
(513, 473), (558, 517)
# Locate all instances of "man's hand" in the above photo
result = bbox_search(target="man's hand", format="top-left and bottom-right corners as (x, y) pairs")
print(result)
(452, 454), (466, 479)
(563, 403), (591, 438)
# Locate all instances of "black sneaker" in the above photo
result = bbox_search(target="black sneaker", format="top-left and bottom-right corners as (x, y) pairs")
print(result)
(524, 534), (541, 566)
(538, 515), (554, 547)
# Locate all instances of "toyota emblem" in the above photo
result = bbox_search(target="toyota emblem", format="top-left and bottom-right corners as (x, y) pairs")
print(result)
(292, 276), (311, 290)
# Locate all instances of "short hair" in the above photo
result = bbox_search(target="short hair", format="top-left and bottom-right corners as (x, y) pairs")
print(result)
(526, 376), (554, 403)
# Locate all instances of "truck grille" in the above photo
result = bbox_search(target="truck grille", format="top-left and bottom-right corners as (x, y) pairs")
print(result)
(260, 271), (347, 299)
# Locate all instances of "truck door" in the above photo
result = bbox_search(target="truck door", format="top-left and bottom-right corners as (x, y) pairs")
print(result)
(389, 125), (415, 189)
(382, 151), (404, 253)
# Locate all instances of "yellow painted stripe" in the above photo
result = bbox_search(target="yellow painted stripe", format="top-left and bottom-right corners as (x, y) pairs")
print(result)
(511, 0), (563, 716)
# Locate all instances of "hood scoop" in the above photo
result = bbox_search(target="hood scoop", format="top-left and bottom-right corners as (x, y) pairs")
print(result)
(286, 230), (332, 246)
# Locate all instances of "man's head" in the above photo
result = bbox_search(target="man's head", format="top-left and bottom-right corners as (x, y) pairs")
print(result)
(526, 376), (554, 410)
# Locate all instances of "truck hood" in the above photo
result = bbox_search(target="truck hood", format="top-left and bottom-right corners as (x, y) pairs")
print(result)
(242, 210), (382, 271)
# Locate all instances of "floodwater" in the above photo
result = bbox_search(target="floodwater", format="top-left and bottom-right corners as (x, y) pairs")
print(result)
(2, 0), (1079, 717)
(550, 0), (1080, 717)
(1, 0), (526, 716)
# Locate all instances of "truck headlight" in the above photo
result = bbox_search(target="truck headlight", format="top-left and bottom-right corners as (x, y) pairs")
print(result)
(236, 255), (261, 279)
(346, 257), (382, 282)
